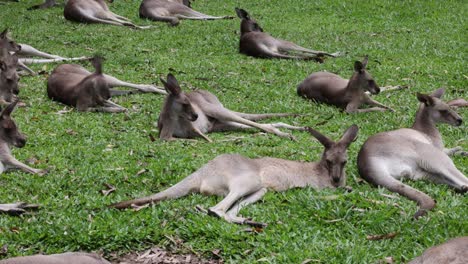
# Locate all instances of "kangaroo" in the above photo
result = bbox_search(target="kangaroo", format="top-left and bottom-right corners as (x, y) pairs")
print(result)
(297, 56), (396, 113)
(0, 28), (88, 75)
(447, 98), (468, 108)
(140, 0), (233, 26)
(235, 8), (340, 61)
(64, 0), (150, 29)
(27, 0), (58, 10)
(357, 88), (467, 219)
(0, 252), (110, 264)
(0, 202), (39, 216)
(111, 125), (358, 226)
(408, 237), (468, 264)
(157, 73), (306, 142)
(0, 48), (20, 105)
(47, 56), (165, 112)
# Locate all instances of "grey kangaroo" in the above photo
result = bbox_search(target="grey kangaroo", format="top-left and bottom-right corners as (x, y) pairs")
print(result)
(408, 237), (468, 264)
(0, 48), (20, 105)
(357, 88), (467, 219)
(47, 56), (166, 112)
(0, 100), (46, 215)
(64, 0), (150, 29)
(297, 56), (396, 113)
(0, 252), (110, 264)
(235, 8), (340, 61)
(111, 125), (359, 227)
(157, 73), (305, 142)
(140, 0), (232, 26)
(0, 28), (88, 75)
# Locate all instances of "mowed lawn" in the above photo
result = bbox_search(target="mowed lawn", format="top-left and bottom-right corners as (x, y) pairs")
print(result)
(0, 0), (467, 263)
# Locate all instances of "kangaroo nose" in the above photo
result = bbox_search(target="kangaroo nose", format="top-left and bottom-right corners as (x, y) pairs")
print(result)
(375, 87), (381, 94)
(456, 118), (462, 126)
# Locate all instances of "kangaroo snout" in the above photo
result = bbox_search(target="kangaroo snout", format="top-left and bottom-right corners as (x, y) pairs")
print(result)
(14, 136), (27, 148)
(455, 118), (462, 126)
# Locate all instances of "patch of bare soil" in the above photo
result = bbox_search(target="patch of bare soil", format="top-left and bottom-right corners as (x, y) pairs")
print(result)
(111, 247), (223, 264)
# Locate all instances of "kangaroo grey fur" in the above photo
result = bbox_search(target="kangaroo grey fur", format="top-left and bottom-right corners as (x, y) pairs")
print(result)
(297, 56), (396, 113)
(111, 125), (358, 227)
(0, 48), (20, 105)
(408, 237), (468, 264)
(157, 73), (305, 142)
(64, 0), (149, 29)
(47, 56), (165, 112)
(0, 252), (110, 264)
(357, 88), (467, 219)
(235, 8), (340, 61)
(140, 0), (232, 26)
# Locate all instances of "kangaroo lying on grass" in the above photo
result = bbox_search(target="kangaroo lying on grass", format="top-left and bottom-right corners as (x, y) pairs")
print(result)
(0, 100), (45, 215)
(111, 125), (358, 227)
(64, 0), (150, 29)
(0, 252), (110, 264)
(297, 56), (399, 113)
(235, 8), (340, 61)
(408, 236), (468, 264)
(0, 28), (88, 75)
(358, 88), (467, 219)
(140, 0), (232, 26)
(0, 48), (20, 105)
(157, 73), (305, 141)
(47, 56), (166, 112)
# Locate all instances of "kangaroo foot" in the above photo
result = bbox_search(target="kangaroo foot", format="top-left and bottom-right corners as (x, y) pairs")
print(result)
(0, 202), (40, 216)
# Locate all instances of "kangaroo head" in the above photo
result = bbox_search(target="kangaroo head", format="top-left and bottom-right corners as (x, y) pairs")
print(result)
(307, 125), (359, 187)
(160, 73), (198, 122)
(235, 8), (263, 35)
(350, 56), (380, 95)
(417, 88), (462, 127)
(0, 49), (20, 103)
(0, 28), (21, 53)
(0, 99), (26, 148)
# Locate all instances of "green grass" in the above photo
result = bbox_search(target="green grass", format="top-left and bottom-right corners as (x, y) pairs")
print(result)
(0, 0), (467, 263)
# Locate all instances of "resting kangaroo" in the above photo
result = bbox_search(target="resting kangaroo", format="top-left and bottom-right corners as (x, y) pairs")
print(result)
(297, 56), (396, 113)
(408, 237), (468, 264)
(111, 125), (359, 226)
(47, 56), (166, 112)
(64, 0), (150, 29)
(0, 100), (45, 215)
(0, 28), (88, 75)
(357, 88), (467, 218)
(0, 252), (110, 264)
(0, 48), (20, 105)
(235, 8), (340, 61)
(157, 73), (305, 141)
(140, 0), (232, 26)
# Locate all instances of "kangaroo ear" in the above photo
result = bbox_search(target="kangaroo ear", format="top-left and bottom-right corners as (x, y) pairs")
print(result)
(235, 8), (250, 20)
(306, 127), (334, 149)
(0, 99), (18, 117)
(430, 87), (445, 99)
(90, 55), (104, 74)
(161, 73), (182, 96)
(339, 125), (359, 147)
(354, 61), (364, 73)
(417, 93), (435, 106)
(0, 29), (7, 39)
(361, 55), (368, 69)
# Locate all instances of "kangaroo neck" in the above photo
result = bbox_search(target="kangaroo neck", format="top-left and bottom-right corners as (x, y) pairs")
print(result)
(411, 104), (443, 148)
(343, 73), (361, 96)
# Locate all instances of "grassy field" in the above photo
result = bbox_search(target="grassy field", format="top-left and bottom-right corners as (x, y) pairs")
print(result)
(0, 0), (467, 263)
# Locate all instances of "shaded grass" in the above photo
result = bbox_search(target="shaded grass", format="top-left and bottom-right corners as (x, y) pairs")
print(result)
(0, 0), (467, 263)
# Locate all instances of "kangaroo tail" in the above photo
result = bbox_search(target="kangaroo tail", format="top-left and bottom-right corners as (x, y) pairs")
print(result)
(110, 174), (199, 209)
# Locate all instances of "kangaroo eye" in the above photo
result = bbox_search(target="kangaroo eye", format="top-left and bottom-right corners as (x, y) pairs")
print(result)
(440, 110), (448, 115)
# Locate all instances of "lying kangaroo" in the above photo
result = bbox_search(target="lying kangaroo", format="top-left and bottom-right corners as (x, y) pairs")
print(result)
(297, 56), (396, 113)
(64, 0), (150, 29)
(47, 56), (166, 112)
(0, 99), (45, 175)
(0, 48), (20, 105)
(357, 88), (467, 218)
(140, 0), (232, 26)
(157, 73), (305, 141)
(235, 8), (340, 61)
(408, 236), (468, 264)
(0, 252), (110, 264)
(111, 125), (359, 226)
(0, 28), (88, 75)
